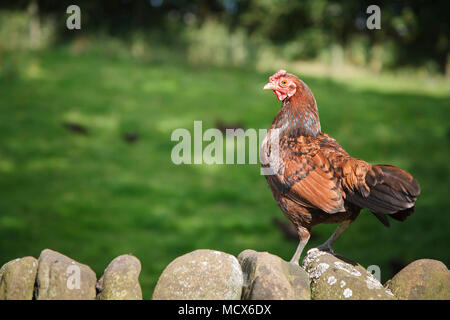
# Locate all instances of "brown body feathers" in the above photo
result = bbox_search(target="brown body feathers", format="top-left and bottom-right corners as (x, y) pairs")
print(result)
(261, 71), (420, 256)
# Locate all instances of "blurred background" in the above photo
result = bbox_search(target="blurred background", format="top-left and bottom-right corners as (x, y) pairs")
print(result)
(0, 0), (449, 298)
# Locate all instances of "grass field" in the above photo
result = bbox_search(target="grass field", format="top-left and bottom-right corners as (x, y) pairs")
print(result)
(0, 47), (449, 298)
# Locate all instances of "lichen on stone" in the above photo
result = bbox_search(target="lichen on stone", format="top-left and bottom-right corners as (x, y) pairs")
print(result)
(343, 288), (353, 298)
(308, 263), (329, 279)
(327, 276), (337, 286)
(334, 261), (361, 277)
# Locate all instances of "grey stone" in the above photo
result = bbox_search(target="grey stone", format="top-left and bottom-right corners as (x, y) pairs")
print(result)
(35, 249), (97, 300)
(152, 249), (243, 300)
(0, 256), (38, 300)
(385, 259), (450, 300)
(302, 248), (396, 300)
(97, 254), (142, 300)
(238, 249), (311, 300)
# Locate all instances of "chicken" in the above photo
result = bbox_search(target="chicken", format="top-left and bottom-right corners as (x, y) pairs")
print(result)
(261, 70), (420, 264)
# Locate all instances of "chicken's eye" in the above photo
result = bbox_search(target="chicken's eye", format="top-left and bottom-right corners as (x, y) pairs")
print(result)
(280, 80), (288, 86)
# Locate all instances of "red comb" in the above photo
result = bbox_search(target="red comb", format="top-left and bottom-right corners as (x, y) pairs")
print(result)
(269, 69), (287, 82)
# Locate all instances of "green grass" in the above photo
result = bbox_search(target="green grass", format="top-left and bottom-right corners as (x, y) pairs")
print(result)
(0, 48), (449, 298)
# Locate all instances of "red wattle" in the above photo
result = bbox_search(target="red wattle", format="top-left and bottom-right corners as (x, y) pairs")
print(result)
(274, 90), (287, 101)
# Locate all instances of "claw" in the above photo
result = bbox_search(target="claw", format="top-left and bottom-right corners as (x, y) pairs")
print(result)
(316, 244), (335, 255)
(289, 258), (300, 266)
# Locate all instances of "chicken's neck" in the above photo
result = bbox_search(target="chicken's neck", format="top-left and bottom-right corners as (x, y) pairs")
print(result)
(271, 86), (321, 138)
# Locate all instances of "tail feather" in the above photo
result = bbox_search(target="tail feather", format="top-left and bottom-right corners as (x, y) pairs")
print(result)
(377, 165), (420, 198)
(347, 164), (420, 226)
(372, 211), (391, 227)
(390, 207), (415, 222)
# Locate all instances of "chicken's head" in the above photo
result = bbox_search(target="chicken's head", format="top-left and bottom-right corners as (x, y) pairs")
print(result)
(263, 69), (297, 101)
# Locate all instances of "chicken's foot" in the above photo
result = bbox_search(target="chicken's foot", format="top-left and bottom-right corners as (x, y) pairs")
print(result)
(317, 220), (351, 254)
(290, 227), (310, 265)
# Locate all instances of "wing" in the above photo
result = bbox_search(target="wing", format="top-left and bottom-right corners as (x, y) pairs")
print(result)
(317, 133), (374, 199)
(317, 133), (420, 225)
(274, 135), (346, 214)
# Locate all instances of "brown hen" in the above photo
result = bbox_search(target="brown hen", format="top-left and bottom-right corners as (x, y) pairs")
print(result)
(261, 70), (420, 264)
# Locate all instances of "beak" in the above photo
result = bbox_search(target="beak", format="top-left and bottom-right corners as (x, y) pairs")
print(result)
(263, 82), (276, 90)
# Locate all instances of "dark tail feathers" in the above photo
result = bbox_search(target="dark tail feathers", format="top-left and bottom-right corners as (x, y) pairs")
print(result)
(347, 164), (420, 227)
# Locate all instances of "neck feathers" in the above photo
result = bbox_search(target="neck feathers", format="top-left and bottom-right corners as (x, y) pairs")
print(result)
(272, 79), (321, 138)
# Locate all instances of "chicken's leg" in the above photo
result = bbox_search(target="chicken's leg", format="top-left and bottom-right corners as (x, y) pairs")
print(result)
(290, 226), (310, 265)
(317, 220), (351, 254)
